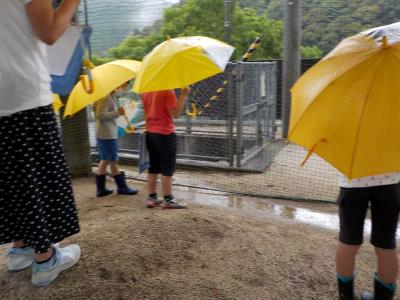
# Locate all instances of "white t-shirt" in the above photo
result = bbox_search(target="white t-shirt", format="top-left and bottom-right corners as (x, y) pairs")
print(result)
(339, 172), (400, 188)
(0, 0), (52, 117)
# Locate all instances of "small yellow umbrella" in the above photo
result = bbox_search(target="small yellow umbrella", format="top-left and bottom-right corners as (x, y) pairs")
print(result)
(64, 59), (141, 117)
(52, 94), (63, 113)
(288, 22), (400, 179)
(133, 36), (235, 93)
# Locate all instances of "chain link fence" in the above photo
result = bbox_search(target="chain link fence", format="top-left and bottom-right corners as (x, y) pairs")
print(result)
(62, 0), (400, 202)
(91, 62), (278, 171)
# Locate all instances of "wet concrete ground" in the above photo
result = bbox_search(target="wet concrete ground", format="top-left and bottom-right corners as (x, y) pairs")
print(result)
(175, 187), (400, 240)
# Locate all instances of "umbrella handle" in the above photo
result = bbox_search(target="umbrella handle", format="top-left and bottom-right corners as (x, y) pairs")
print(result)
(125, 126), (136, 134)
(186, 103), (199, 119)
(80, 59), (95, 94)
(122, 114), (136, 134)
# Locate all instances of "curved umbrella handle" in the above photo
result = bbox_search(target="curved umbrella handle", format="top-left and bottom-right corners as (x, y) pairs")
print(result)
(186, 103), (199, 119)
(80, 59), (95, 94)
(122, 114), (136, 134)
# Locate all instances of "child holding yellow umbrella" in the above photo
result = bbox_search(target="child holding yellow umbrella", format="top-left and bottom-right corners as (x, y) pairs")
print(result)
(93, 82), (139, 197)
(288, 23), (400, 299)
(142, 87), (191, 209)
(63, 59), (142, 197)
(133, 36), (234, 208)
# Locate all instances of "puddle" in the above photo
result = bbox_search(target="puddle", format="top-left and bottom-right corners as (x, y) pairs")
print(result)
(181, 191), (400, 239)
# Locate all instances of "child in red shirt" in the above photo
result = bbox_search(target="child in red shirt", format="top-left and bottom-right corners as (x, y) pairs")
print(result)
(141, 87), (190, 208)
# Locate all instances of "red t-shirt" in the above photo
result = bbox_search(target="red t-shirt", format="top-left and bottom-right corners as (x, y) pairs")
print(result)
(141, 90), (177, 135)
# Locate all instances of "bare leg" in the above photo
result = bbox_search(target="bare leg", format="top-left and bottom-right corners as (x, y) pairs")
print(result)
(34, 248), (53, 262)
(148, 173), (158, 194)
(109, 161), (120, 176)
(97, 160), (108, 175)
(375, 247), (398, 283)
(336, 241), (360, 276)
(161, 175), (173, 196)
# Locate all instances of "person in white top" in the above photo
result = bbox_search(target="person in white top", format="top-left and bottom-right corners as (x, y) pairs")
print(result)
(336, 172), (400, 299)
(0, 0), (81, 286)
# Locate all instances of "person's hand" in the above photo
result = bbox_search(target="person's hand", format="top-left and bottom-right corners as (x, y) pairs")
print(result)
(118, 107), (125, 116)
(181, 86), (191, 96)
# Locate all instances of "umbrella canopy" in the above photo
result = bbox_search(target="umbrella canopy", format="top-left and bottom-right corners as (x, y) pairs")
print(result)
(64, 59), (141, 117)
(288, 22), (400, 179)
(133, 36), (234, 93)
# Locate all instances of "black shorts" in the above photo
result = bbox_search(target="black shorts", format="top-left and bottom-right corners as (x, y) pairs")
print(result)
(338, 184), (400, 249)
(146, 132), (177, 176)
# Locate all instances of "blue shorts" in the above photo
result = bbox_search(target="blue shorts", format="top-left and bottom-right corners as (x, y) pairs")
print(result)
(97, 139), (119, 161)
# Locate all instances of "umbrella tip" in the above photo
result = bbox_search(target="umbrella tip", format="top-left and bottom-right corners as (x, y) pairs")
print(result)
(166, 35), (171, 40)
(382, 35), (389, 49)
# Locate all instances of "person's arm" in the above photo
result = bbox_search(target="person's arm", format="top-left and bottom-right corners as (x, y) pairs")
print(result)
(169, 87), (190, 118)
(25, 0), (80, 45)
(94, 97), (123, 120)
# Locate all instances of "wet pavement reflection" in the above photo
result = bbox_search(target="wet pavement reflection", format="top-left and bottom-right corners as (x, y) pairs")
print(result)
(180, 190), (400, 239)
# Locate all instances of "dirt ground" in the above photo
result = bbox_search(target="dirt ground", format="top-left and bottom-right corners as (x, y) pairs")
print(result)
(0, 177), (399, 300)
(118, 143), (340, 203)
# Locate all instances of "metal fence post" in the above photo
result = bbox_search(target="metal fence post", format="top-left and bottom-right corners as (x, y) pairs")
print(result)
(227, 64), (235, 167)
(282, 0), (302, 138)
(255, 64), (263, 147)
(184, 100), (192, 157)
(269, 62), (278, 139)
(235, 63), (244, 168)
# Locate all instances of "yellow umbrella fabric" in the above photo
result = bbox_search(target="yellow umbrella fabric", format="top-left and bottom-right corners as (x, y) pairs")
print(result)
(288, 22), (400, 179)
(64, 60), (141, 117)
(52, 94), (63, 113)
(133, 36), (235, 93)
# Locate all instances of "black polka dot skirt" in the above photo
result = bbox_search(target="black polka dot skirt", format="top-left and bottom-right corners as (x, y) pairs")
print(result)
(0, 105), (80, 253)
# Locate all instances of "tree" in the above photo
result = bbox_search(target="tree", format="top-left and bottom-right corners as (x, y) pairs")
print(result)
(262, 0), (400, 55)
(105, 0), (283, 62)
(301, 46), (323, 58)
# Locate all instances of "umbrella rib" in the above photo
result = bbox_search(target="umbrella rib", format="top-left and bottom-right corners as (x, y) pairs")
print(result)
(348, 53), (384, 178)
(289, 51), (377, 138)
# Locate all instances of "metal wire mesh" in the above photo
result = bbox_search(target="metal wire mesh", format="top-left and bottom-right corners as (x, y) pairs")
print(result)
(68, 0), (400, 202)
(57, 107), (92, 176)
(103, 62), (277, 172)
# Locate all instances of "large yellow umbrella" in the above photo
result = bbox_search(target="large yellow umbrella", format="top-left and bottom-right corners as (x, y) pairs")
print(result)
(133, 36), (235, 93)
(288, 22), (400, 179)
(64, 59), (141, 117)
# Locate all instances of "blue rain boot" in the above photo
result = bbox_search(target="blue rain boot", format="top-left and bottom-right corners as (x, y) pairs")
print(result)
(361, 273), (395, 300)
(113, 172), (138, 195)
(338, 277), (355, 300)
(96, 175), (113, 197)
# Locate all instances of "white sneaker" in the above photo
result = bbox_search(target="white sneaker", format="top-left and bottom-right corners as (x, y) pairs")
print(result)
(7, 247), (35, 272)
(31, 244), (80, 286)
(162, 197), (187, 209)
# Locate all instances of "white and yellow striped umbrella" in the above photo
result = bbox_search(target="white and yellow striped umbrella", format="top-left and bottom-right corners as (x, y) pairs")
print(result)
(133, 36), (235, 93)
